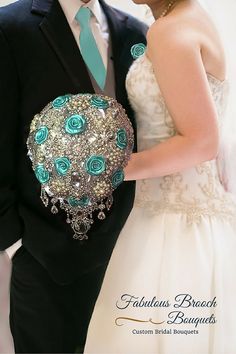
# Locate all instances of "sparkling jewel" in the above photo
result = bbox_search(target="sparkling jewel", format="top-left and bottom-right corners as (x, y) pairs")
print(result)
(98, 211), (106, 220)
(51, 205), (58, 214)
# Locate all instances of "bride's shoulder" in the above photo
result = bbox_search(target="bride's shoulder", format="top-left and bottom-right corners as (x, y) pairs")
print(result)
(147, 15), (199, 53)
(146, 3), (216, 54)
(145, 11), (206, 74)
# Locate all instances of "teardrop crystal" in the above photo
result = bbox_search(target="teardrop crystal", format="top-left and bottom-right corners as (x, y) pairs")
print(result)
(98, 211), (106, 220)
(51, 205), (58, 214)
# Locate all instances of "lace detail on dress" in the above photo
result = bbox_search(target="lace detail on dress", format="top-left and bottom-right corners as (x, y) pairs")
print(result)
(126, 53), (236, 224)
(135, 162), (236, 225)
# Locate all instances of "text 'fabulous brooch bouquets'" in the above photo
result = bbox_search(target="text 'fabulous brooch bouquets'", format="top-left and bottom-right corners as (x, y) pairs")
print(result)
(27, 94), (134, 240)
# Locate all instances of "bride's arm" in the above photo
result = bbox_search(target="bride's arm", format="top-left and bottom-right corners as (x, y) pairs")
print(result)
(124, 21), (219, 181)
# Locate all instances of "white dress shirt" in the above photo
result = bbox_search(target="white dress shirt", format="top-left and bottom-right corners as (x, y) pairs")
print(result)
(6, 0), (110, 260)
(58, 0), (109, 69)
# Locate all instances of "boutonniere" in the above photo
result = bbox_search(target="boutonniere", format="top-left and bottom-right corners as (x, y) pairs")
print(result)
(130, 43), (146, 59)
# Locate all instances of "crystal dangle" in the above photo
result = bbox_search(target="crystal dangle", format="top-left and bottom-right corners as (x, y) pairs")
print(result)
(51, 198), (59, 214)
(98, 201), (106, 220)
(40, 188), (49, 207)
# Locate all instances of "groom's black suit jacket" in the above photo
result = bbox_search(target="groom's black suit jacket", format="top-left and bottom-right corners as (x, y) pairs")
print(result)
(0, 0), (147, 284)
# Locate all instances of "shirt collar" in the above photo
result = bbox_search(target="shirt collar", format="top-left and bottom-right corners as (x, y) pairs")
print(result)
(58, 0), (104, 27)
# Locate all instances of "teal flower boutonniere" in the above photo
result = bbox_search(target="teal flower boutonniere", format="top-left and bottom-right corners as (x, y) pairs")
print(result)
(130, 43), (146, 59)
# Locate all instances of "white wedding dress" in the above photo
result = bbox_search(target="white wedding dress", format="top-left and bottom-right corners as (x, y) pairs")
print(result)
(84, 53), (236, 354)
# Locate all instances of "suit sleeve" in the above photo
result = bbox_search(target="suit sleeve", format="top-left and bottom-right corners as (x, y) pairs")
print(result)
(0, 26), (23, 250)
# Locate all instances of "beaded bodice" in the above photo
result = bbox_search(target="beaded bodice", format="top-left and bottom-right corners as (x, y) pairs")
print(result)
(126, 53), (236, 223)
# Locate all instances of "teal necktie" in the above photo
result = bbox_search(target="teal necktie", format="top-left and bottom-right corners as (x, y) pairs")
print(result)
(75, 7), (106, 90)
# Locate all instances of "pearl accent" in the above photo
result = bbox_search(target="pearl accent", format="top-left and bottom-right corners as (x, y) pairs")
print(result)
(158, 0), (176, 19)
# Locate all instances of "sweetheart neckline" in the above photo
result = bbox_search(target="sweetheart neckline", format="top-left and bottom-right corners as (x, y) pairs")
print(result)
(140, 53), (228, 86)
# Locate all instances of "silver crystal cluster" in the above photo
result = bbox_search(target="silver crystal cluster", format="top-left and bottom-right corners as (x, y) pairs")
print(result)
(27, 93), (134, 240)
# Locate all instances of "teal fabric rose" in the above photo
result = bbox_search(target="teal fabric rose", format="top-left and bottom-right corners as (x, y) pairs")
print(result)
(131, 43), (146, 59)
(52, 94), (71, 108)
(65, 114), (87, 135)
(112, 169), (124, 188)
(116, 128), (127, 149)
(34, 126), (49, 145)
(54, 157), (71, 176)
(35, 164), (50, 184)
(85, 155), (106, 176)
(91, 96), (109, 109)
(68, 196), (90, 207)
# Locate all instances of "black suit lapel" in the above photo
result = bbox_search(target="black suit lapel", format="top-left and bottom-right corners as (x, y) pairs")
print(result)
(32, 0), (94, 93)
(31, 0), (144, 103)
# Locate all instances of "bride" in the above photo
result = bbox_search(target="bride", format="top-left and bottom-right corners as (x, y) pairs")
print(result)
(85, 0), (236, 353)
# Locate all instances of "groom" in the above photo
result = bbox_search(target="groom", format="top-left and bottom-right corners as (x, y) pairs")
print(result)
(0, 0), (147, 352)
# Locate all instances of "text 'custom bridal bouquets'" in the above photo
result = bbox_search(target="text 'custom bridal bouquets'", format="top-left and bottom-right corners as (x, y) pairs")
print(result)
(27, 94), (134, 240)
